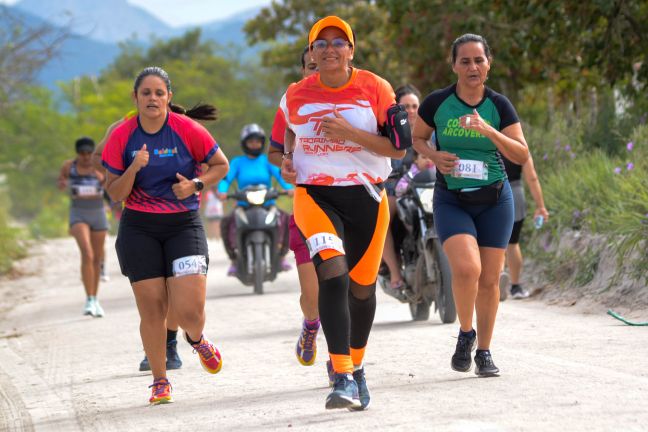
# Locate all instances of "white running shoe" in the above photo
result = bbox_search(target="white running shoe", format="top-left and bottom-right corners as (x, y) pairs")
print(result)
(93, 299), (105, 317)
(83, 298), (96, 316)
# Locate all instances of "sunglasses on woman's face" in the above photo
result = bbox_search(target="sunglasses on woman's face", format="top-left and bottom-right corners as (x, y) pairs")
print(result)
(311, 38), (350, 51)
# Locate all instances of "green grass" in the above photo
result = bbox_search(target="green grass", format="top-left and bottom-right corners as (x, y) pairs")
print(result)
(0, 207), (26, 274)
(524, 123), (648, 283)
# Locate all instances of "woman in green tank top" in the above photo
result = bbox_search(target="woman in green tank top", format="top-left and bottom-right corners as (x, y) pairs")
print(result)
(413, 34), (530, 376)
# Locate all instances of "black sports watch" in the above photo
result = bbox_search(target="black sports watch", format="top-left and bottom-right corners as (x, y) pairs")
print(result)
(192, 178), (204, 193)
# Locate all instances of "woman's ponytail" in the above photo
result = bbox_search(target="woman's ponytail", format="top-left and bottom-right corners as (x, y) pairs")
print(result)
(169, 103), (219, 121)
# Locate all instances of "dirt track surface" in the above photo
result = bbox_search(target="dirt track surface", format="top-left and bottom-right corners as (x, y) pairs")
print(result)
(0, 237), (646, 432)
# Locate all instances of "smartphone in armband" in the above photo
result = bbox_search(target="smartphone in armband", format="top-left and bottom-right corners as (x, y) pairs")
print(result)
(383, 104), (413, 150)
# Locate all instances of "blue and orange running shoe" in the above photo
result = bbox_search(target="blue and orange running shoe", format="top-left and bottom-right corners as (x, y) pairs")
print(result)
(186, 333), (222, 374)
(349, 366), (371, 411)
(295, 323), (318, 366)
(326, 373), (361, 410)
(149, 378), (173, 405)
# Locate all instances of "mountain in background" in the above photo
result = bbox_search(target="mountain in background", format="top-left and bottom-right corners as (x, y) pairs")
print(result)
(5, 0), (259, 88)
(0, 6), (119, 86)
(200, 8), (257, 47)
(14, 0), (177, 43)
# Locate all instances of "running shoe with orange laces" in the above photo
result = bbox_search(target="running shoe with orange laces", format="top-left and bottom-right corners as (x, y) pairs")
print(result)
(149, 378), (173, 405)
(185, 333), (223, 374)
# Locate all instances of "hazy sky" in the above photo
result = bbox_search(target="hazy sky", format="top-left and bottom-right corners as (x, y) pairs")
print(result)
(0, 0), (274, 27)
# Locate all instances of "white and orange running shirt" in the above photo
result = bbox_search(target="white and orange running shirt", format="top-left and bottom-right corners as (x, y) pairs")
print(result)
(280, 68), (396, 187)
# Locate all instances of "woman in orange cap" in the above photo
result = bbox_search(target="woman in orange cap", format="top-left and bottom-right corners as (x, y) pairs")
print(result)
(280, 16), (407, 411)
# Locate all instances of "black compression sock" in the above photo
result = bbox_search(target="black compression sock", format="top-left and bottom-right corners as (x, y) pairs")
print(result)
(167, 329), (178, 343)
(185, 333), (202, 345)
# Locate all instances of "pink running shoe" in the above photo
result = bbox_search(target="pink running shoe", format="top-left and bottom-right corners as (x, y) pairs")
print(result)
(149, 377), (173, 405)
(185, 333), (223, 374)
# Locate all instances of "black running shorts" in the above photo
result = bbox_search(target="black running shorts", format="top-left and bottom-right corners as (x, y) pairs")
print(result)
(508, 219), (525, 245)
(116, 208), (209, 283)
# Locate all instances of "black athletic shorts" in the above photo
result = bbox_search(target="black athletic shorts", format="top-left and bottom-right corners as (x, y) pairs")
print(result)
(508, 219), (525, 245)
(116, 208), (209, 283)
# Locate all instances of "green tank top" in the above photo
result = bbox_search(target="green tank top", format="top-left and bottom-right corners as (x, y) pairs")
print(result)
(418, 84), (519, 190)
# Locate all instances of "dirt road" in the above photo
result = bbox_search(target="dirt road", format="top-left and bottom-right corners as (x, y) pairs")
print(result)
(0, 238), (646, 431)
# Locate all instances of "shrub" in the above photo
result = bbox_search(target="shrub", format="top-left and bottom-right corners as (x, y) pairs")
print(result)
(0, 195), (27, 273)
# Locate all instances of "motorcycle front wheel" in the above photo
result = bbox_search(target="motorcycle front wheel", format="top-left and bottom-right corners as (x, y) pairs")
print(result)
(253, 243), (265, 295)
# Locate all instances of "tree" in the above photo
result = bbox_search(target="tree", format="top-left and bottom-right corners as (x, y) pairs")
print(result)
(0, 7), (68, 108)
(246, 0), (647, 109)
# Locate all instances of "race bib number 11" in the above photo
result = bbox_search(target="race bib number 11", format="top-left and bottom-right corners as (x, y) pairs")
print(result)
(452, 159), (488, 180)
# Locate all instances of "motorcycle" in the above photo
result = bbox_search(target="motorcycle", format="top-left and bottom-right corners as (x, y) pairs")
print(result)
(226, 185), (287, 295)
(378, 169), (456, 323)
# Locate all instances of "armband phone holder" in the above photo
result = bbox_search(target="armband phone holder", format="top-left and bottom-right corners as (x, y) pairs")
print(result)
(383, 104), (413, 150)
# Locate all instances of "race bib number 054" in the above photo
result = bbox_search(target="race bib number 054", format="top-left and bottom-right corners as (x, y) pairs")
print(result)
(452, 159), (488, 180)
(172, 255), (208, 277)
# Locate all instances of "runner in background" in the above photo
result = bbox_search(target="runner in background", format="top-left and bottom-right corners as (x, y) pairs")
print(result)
(93, 115), (184, 372)
(281, 16), (407, 410)
(102, 66), (229, 404)
(203, 186), (224, 239)
(58, 137), (108, 317)
(268, 47), (324, 372)
(503, 155), (549, 299)
(381, 84), (422, 291)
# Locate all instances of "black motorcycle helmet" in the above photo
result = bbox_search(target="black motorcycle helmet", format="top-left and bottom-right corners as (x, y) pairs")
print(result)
(240, 123), (266, 157)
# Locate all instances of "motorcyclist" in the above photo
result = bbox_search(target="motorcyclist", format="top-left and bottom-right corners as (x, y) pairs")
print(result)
(217, 124), (295, 275)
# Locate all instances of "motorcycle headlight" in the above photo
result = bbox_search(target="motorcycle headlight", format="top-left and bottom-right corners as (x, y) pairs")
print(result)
(417, 188), (434, 214)
(246, 190), (267, 205)
(265, 208), (277, 224)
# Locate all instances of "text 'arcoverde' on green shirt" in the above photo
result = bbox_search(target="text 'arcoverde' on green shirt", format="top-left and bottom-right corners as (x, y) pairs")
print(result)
(418, 83), (519, 190)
